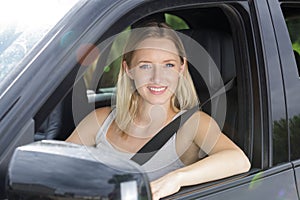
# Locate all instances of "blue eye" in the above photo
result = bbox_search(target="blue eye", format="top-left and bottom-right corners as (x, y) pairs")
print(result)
(165, 63), (175, 68)
(139, 64), (152, 69)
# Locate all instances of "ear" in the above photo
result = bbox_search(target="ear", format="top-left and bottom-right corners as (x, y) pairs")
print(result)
(123, 60), (133, 79)
(179, 57), (187, 74)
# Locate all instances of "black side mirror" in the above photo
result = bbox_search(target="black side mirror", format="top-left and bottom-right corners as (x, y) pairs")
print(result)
(6, 140), (151, 200)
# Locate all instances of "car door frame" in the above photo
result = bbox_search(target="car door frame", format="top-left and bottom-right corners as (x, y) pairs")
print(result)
(267, 0), (300, 198)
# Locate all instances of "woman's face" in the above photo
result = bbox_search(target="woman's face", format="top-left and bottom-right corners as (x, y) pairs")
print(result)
(124, 38), (185, 107)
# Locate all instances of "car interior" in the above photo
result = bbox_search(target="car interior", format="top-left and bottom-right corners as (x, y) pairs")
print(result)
(34, 5), (252, 174)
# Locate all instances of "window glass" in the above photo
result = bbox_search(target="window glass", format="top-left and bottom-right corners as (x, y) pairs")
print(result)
(0, 0), (79, 92)
(281, 6), (300, 160)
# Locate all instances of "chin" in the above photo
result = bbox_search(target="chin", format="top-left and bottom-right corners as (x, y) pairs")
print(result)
(147, 98), (170, 106)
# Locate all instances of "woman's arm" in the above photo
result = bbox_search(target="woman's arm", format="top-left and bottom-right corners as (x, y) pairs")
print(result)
(151, 111), (251, 199)
(66, 107), (111, 146)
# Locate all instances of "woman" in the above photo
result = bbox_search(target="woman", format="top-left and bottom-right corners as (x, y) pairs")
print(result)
(66, 22), (251, 199)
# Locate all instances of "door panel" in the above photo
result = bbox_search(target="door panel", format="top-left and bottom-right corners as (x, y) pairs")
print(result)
(197, 166), (298, 199)
(169, 164), (297, 199)
(295, 167), (300, 196)
(292, 159), (300, 198)
(0, 119), (34, 198)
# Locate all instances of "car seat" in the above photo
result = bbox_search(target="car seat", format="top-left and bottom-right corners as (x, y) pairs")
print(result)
(178, 28), (241, 147)
(34, 102), (63, 141)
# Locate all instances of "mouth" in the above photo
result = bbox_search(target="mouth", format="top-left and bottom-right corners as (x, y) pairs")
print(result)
(147, 86), (168, 94)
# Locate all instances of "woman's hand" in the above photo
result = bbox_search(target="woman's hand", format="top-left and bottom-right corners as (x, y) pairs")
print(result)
(150, 171), (182, 200)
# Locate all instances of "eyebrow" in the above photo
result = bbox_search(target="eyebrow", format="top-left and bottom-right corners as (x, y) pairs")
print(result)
(136, 59), (177, 64)
(137, 60), (152, 64)
(163, 59), (177, 62)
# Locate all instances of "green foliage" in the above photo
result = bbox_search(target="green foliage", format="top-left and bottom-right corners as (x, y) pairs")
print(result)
(286, 18), (300, 54)
(293, 42), (300, 55)
(165, 13), (189, 30)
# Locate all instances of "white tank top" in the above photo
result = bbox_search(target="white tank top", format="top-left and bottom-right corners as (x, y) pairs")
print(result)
(95, 109), (185, 181)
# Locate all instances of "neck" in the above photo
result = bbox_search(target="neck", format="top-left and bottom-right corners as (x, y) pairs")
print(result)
(136, 100), (175, 124)
(124, 101), (177, 139)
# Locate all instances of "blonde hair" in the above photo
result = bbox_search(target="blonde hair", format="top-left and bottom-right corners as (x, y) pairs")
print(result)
(115, 22), (199, 130)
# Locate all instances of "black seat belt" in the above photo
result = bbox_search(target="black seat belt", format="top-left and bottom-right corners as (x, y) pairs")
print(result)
(130, 77), (236, 165)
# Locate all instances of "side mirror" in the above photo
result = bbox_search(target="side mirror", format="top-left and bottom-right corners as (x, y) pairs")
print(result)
(6, 140), (152, 200)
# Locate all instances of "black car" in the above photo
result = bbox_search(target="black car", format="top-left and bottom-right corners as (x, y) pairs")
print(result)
(1, 0), (300, 199)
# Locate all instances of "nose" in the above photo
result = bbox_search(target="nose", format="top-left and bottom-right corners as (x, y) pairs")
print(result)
(150, 64), (162, 83)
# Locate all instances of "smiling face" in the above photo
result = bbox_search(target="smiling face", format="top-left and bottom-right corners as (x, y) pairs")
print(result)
(116, 23), (199, 131)
(124, 38), (185, 108)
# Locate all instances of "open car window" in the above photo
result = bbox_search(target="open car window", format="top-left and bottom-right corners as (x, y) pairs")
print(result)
(82, 6), (251, 154)
(78, 5), (253, 197)
(34, 2), (255, 198)
(35, 2), (253, 169)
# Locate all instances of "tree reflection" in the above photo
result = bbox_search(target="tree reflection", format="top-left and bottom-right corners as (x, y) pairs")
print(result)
(273, 114), (300, 164)
(290, 115), (300, 160)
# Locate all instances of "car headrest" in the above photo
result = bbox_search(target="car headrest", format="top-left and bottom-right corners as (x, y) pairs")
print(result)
(178, 29), (236, 90)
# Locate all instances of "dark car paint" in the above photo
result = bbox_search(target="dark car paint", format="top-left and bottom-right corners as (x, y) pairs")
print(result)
(7, 141), (151, 199)
(0, 0), (300, 199)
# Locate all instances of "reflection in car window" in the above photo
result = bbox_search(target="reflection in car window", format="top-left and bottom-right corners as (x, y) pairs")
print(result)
(281, 6), (300, 161)
(0, 0), (79, 89)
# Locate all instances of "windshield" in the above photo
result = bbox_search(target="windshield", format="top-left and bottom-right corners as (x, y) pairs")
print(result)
(0, 0), (80, 88)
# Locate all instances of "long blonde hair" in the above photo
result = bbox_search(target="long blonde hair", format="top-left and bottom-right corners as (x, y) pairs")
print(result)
(115, 22), (199, 131)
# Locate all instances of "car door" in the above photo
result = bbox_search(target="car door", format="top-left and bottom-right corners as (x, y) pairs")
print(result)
(1, 0), (299, 199)
(268, 0), (300, 197)
(62, 0), (299, 199)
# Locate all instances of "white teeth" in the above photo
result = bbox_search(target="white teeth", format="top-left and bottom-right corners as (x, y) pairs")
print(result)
(149, 87), (166, 92)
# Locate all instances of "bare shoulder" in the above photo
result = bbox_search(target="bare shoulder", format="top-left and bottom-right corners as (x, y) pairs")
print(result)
(189, 110), (217, 123)
(80, 106), (112, 127)
(198, 110), (213, 120)
(187, 110), (221, 132)
(177, 110), (221, 147)
(65, 106), (112, 145)
(94, 106), (113, 125)
(180, 110), (216, 133)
